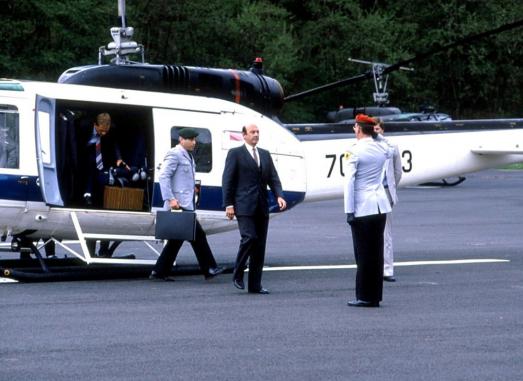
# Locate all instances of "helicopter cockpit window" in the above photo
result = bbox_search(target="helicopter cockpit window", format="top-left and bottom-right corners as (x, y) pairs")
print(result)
(170, 127), (212, 173)
(0, 105), (19, 169)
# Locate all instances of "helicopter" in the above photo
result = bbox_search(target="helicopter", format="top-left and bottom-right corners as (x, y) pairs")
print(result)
(0, 1), (522, 281)
(298, 58), (463, 187)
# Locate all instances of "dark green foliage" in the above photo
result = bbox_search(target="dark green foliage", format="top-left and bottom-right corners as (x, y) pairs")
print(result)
(0, 0), (114, 79)
(1, 0), (522, 121)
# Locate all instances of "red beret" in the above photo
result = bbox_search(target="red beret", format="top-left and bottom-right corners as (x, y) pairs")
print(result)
(355, 114), (376, 125)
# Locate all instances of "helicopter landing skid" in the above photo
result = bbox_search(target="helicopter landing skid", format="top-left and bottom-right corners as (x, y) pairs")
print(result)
(419, 176), (466, 187)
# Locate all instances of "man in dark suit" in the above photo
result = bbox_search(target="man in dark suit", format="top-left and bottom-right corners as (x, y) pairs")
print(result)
(222, 123), (286, 294)
(77, 112), (124, 256)
(77, 112), (124, 207)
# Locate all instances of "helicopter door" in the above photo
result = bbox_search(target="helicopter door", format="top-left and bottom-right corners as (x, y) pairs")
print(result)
(152, 107), (219, 210)
(35, 95), (63, 206)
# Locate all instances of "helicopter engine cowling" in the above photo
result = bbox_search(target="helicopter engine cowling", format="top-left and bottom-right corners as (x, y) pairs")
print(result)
(58, 63), (285, 115)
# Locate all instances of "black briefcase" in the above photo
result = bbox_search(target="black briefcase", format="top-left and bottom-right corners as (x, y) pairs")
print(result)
(155, 210), (196, 241)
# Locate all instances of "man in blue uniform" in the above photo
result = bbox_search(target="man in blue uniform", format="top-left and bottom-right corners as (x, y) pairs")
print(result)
(150, 128), (224, 281)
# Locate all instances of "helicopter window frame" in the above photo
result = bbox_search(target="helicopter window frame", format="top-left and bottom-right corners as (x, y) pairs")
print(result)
(0, 105), (20, 169)
(170, 127), (212, 173)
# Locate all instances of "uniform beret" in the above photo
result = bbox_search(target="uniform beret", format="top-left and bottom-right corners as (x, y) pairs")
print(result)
(178, 128), (199, 139)
(355, 114), (377, 125)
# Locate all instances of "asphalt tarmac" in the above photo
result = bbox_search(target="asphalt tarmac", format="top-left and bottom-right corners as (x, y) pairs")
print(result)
(1, 169), (522, 380)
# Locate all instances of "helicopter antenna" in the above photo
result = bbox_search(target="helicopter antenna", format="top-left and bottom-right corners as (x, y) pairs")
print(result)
(348, 58), (414, 106)
(284, 18), (523, 103)
(118, 0), (126, 28)
(98, 0), (145, 65)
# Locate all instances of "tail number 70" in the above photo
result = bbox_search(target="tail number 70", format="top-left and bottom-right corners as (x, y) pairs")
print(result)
(325, 150), (412, 178)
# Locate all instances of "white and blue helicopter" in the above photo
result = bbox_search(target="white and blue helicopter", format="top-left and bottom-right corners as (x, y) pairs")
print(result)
(1, 2), (522, 279)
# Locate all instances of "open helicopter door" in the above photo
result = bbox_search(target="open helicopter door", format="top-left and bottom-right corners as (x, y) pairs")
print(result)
(35, 95), (63, 206)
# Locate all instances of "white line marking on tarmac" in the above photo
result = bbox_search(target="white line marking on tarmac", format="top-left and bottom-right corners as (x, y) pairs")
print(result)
(0, 259), (508, 284)
(0, 277), (18, 283)
(262, 259), (509, 272)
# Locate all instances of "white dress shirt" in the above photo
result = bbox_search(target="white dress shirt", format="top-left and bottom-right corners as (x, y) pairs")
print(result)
(245, 143), (260, 167)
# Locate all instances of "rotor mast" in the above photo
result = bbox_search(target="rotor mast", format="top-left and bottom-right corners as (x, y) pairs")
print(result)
(98, 0), (145, 65)
(348, 58), (414, 106)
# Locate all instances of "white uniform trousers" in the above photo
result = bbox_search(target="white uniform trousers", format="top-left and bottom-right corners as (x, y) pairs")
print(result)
(383, 188), (394, 277)
(383, 212), (394, 276)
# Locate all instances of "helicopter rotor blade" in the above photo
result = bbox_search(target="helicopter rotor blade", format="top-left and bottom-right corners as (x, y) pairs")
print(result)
(284, 18), (523, 103)
(284, 73), (370, 102)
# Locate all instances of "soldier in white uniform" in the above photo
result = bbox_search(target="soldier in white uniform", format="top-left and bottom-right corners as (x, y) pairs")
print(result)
(150, 128), (224, 281)
(375, 121), (402, 282)
(344, 114), (393, 307)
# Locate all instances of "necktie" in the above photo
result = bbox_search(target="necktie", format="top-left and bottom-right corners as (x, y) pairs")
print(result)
(252, 147), (259, 167)
(95, 136), (103, 170)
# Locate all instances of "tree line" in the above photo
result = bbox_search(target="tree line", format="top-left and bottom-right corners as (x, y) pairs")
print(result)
(1, 0), (523, 122)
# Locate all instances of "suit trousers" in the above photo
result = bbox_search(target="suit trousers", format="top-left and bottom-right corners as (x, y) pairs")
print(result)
(233, 213), (269, 292)
(85, 149), (107, 207)
(350, 213), (387, 303)
(153, 219), (217, 277)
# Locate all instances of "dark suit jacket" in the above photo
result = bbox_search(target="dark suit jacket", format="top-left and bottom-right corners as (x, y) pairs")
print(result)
(76, 119), (121, 202)
(222, 145), (284, 216)
(76, 120), (121, 171)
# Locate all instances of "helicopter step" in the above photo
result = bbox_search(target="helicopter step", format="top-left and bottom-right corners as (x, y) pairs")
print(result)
(69, 211), (158, 265)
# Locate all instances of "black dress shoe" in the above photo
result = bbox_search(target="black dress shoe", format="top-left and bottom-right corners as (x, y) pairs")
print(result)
(205, 266), (225, 280)
(233, 279), (245, 290)
(383, 276), (396, 282)
(249, 288), (270, 294)
(149, 271), (175, 282)
(347, 300), (379, 307)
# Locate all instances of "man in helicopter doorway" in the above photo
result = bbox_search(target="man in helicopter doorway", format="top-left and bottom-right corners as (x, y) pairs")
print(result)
(77, 112), (125, 257)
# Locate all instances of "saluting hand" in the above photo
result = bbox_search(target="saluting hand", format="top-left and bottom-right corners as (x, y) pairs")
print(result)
(277, 197), (287, 211)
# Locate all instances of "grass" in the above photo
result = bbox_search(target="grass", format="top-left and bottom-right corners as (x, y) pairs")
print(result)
(500, 163), (523, 170)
